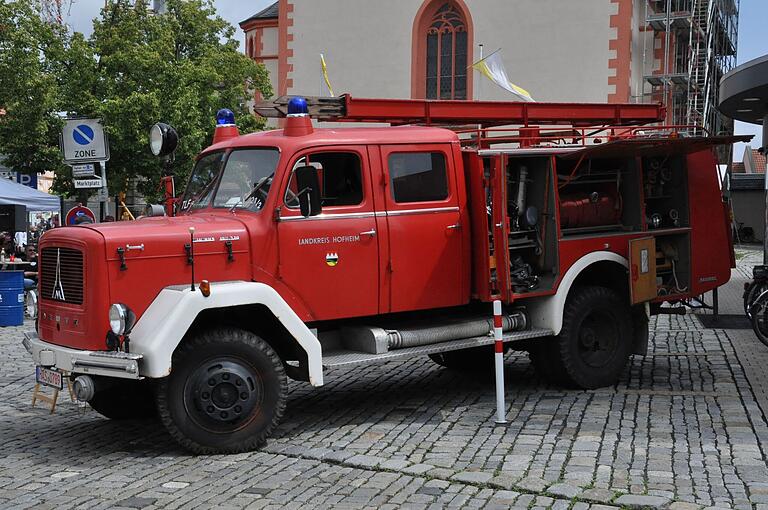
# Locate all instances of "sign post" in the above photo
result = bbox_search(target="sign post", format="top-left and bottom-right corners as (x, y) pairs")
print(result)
(60, 118), (110, 221)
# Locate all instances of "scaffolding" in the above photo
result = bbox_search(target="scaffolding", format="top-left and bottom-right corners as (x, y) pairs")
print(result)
(641, 0), (738, 145)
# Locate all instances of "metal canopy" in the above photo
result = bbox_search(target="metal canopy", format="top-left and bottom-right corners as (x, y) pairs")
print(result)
(719, 55), (768, 126)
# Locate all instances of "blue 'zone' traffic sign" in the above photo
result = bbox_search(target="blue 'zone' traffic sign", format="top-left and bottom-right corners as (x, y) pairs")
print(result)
(61, 118), (109, 163)
(72, 125), (95, 146)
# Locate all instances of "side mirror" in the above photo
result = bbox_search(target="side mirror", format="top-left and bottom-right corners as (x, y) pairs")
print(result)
(295, 165), (322, 217)
(149, 122), (179, 157)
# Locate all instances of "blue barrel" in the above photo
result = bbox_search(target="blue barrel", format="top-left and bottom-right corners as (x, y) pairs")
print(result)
(0, 271), (24, 326)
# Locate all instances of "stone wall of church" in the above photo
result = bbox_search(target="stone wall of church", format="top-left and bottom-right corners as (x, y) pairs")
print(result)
(286, 0), (623, 103)
(289, 1), (419, 98)
(467, 0), (616, 102)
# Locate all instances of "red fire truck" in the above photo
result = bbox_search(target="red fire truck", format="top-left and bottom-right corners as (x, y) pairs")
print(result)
(24, 95), (748, 453)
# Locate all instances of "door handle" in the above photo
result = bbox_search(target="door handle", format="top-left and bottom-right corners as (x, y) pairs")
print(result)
(447, 223), (461, 230)
(360, 229), (377, 237)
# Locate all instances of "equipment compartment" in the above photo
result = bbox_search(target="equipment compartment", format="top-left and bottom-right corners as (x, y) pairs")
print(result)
(642, 155), (689, 230)
(654, 232), (691, 298)
(557, 156), (643, 236)
(505, 156), (558, 293)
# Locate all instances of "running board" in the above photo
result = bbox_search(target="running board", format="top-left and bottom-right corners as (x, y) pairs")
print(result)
(321, 327), (552, 368)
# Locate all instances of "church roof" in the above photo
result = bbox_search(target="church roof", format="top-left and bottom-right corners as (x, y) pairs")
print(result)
(241, 2), (278, 25)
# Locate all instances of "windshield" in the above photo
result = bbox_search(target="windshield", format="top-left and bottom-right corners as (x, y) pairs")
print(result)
(180, 148), (280, 212)
(213, 149), (280, 211)
(181, 152), (225, 211)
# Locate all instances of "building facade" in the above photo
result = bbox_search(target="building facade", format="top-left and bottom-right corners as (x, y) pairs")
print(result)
(240, 0), (737, 133)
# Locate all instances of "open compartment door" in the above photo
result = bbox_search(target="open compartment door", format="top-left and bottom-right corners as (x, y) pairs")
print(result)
(490, 154), (512, 302)
(629, 237), (657, 304)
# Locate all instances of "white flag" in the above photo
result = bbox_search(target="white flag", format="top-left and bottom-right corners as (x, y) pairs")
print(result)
(472, 50), (534, 102)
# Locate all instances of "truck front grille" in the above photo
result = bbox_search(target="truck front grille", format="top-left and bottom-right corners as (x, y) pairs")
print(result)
(40, 247), (84, 305)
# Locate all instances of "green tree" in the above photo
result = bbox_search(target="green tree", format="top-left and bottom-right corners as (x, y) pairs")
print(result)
(74, 0), (271, 200)
(0, 1), (66, 179)
(1, 0), (272, 202)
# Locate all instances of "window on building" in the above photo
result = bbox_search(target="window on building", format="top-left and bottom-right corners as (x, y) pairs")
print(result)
(425, 3), (468, 100)
(388, 152), (449, 203)
(286, 152), (364, 208)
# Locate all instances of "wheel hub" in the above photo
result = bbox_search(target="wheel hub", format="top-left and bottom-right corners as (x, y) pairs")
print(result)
(577, 312), (617, 368)
(186, 360), (261, 429)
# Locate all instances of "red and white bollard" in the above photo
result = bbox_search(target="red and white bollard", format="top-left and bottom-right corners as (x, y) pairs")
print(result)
(493, 300), (507, 424)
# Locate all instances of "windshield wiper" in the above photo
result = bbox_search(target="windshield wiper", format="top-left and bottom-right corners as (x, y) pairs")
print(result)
(229, 173), (274, 213)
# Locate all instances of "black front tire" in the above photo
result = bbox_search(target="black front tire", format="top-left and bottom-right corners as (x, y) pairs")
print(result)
(544, 286), (632, 389)
(156, 328), (287, 454)
(89, 380), (157, 420)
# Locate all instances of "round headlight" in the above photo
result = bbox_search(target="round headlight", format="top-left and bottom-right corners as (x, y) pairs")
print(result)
(109, 304), (127, 335)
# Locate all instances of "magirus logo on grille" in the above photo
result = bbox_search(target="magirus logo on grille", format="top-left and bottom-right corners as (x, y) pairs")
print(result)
(52, 248), (66, 301)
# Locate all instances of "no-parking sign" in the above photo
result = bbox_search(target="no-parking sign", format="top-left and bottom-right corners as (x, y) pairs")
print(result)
(60, 118), (110, 164)
(65, 205), (96, 225)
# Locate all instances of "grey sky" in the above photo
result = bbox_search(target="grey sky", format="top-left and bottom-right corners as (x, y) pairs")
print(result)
(65, 0), (766, 156)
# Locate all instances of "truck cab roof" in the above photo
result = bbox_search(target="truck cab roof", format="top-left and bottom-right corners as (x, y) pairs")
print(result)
(201, 125), (460, 156)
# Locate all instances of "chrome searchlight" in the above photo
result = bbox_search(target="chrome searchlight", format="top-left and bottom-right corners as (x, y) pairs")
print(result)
(149, 122), (179, 157)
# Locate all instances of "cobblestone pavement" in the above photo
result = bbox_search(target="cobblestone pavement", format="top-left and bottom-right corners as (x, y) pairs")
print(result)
(3, 252), (768, 509)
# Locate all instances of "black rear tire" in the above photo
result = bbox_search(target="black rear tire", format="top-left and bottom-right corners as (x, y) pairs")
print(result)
(547, 286), (632, 389)
(89, 380), (157, 420)
(156, 328), (287, 454)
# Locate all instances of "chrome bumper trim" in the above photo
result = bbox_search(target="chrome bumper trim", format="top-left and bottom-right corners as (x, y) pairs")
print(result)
(22, 331), (143, 380)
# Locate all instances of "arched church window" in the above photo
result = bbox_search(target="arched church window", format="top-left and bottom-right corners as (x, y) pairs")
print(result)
(425, 3), (467, 100)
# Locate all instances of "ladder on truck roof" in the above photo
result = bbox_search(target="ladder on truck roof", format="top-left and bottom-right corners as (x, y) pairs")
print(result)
(254, 94), (667, 128)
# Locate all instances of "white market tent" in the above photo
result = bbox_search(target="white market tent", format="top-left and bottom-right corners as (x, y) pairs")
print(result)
(0, 178), (60, 212)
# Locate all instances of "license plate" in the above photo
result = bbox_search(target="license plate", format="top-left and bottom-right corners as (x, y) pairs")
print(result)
(35, 366), (63, 390)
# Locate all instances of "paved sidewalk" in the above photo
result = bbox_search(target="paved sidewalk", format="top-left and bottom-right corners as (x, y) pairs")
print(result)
(3, 253), (768, 509)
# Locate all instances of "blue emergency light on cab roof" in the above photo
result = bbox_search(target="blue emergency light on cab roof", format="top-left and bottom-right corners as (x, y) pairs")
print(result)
(216, 108), (236, 126)
(287, 97), (309, 116)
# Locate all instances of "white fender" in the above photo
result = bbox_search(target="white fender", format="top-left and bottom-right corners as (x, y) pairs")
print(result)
(129, 281), (323, 386)
(526, 251), (629, 336)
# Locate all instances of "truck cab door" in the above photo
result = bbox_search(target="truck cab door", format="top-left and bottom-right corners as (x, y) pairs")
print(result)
(277, 147), (379, 320)
(379, 144), (464, 312)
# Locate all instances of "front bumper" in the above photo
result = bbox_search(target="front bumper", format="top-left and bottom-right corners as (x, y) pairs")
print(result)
(23, 331), (143, 380)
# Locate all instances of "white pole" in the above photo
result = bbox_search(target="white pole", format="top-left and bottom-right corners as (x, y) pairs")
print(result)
(478, 43), (484, 101)
(477, 44), (484, 141)
(493, 299), (507, 424)
(100, 160), (108, 221)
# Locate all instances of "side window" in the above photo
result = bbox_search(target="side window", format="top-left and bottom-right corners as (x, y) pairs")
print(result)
(388, 152), (449, 203)
(285, 152), (364, 208)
